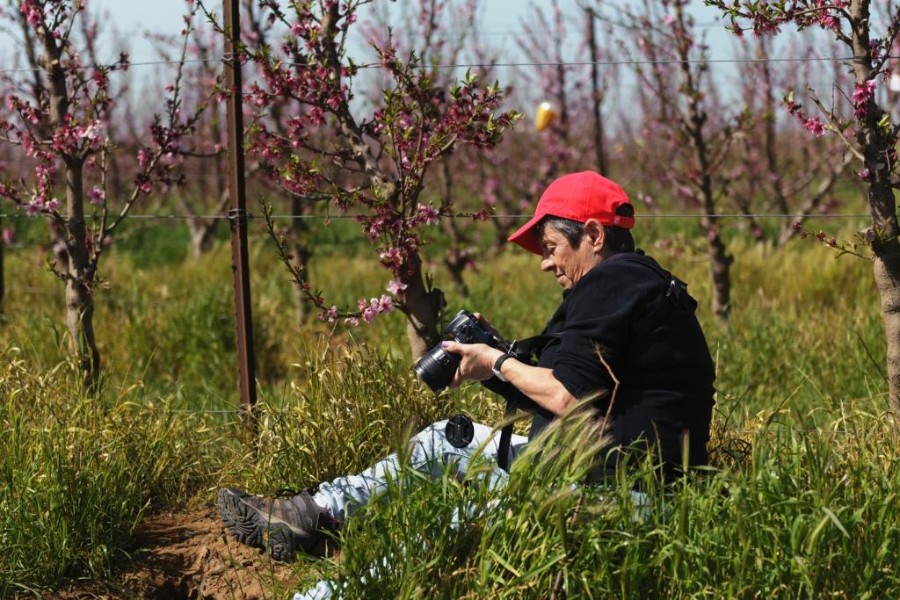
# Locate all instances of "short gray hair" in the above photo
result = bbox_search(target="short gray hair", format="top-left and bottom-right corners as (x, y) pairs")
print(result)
(535, 216), (635, 254)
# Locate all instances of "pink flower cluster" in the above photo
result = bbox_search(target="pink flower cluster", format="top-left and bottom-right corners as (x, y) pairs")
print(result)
(851, 80), (876, 120)
(784, 94), (826, 138)
(87, 186), (105, 205)
(238, 1), (516, 328)
(20, 0), (43, 27)
(357, 294), (394, 323)
(413, 203), (439, 226)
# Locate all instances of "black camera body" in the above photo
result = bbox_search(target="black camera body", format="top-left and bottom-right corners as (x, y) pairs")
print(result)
(413, 309), (505, 392)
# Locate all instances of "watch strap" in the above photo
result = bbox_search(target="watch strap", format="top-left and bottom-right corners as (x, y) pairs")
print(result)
(492, 352), (516, 382)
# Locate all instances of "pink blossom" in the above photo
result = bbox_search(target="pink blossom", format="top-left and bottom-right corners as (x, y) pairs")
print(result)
(380, 247), (403, 267)
(76, 121), (100, 141)
(416, 203), (439, 225)
(25, 197), (43, 215)
(803, 117), (825, 137)
(387, 279), (407, 296)
(852, 80), (876, 119)
(87, 186), (105, 205)
(375, 294), (393, 313)
(2, 228), (15, 245)
(24, 7), (41, 27)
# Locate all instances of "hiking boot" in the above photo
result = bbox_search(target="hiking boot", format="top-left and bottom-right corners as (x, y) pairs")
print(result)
(217, 487), (338, 561)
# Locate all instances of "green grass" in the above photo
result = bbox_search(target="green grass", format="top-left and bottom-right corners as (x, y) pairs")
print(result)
(0, 349), (221, 595)
(0, 219), (897, 597)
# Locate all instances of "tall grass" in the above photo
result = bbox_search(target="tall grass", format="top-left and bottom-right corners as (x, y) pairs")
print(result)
(0, 222), (897, 596)
(0, 348), (222, 595)
(315, 409), (900, 598)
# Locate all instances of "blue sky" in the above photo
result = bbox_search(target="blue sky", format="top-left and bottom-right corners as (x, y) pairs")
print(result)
(92, 0), (732, 63)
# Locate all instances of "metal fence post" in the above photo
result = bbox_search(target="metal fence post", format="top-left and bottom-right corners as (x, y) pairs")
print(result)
(223, 0), (258, 432)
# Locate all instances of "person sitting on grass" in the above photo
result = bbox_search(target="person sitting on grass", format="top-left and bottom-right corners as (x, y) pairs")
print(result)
(218, 170), (716, 564)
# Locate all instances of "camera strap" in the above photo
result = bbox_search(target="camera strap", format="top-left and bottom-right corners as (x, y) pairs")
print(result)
(494, 333), (560, 471)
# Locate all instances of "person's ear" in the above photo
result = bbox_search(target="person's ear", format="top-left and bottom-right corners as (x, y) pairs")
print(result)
(583, 219), (605, 252)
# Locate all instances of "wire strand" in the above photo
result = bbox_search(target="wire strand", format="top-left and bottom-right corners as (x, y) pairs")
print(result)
(0, 212), (875, 220)
(0, 53), (894, 77)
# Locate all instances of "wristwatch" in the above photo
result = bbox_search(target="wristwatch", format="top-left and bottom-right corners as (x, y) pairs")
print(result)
(492, 352), (516, 383)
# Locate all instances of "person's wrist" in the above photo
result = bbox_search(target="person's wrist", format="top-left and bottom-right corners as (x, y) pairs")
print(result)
(492, 351), (516, 383)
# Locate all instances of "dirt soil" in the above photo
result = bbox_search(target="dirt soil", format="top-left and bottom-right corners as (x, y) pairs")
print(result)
(47, 509), (304, 600)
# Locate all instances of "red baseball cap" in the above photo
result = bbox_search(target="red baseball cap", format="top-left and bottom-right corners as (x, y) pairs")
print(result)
(508, 171), (635, 255)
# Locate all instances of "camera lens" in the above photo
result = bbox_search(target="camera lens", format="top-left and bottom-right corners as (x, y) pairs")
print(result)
(413, 345), (461, 392)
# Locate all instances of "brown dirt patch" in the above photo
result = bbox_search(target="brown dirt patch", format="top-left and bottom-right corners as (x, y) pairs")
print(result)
(47, 509), (305, 600)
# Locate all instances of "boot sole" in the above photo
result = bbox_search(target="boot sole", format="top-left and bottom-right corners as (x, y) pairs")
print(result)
(218, 488), (265, 549)
(217, 488), (300, 562)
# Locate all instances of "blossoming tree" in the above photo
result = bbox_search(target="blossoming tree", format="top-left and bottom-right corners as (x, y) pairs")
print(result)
(621, 0), (740, 321)
(0, 0), (211, 387)
(235, 0), (519, 358)
(707, 0), (900, 418)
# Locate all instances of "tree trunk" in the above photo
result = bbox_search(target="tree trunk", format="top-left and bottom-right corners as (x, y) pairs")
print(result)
(0, 215), (4, 315)
(850, 0), (900, 422)
(673, 1), (733, 321)
(188, 217), (219, 258)
(290, 196), (315, 324)
(64, 162), (101, 390)
(401, 251), (444, 361)
(873, 250), (900, 420)
(586, 7), (608, 175)
(866, 149), (900, 425)
(41, 29), (100, 388)
(706, 230), (732, 321)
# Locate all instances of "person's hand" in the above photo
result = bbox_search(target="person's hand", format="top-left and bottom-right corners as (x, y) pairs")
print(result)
(441, 340), (504, 388)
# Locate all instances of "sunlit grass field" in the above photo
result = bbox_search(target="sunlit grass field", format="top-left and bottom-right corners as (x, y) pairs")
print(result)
(1, 219), (898, 598)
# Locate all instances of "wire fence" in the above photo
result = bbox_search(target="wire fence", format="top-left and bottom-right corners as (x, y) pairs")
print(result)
(0, 211), (876, 221)
(1, 53), (893, 77)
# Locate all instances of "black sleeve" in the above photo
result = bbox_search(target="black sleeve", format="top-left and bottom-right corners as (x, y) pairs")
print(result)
(549, 266), (638, 401)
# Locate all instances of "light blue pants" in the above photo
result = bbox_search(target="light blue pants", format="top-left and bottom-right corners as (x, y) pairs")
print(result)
(312, 419), (526, 521)
(297, 420), (651, 600)
(298, 419), (527, 600)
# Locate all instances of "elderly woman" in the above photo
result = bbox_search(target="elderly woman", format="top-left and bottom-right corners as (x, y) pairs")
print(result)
(218, 171), (716, 565)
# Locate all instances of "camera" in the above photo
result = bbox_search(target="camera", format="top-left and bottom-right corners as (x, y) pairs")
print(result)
(414, 309), (505, 392)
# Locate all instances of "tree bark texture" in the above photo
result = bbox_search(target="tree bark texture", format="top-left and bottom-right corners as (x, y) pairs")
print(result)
(0, 216), (4, 314)
(850, 0), (900, 421)
(401, 252), (444, 361)
(64, 163), (101, 388)
(42, 25), (100, 388)
(290, 196), (315, 324)
(674, 1), (732, 321)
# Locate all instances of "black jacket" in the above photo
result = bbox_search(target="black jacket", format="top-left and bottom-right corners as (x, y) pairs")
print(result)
(517, 251), (716, 479)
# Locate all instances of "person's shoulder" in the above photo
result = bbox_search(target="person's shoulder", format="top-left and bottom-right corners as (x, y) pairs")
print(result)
(591, 252), (662, 278)
(575, 253), (669, 297)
